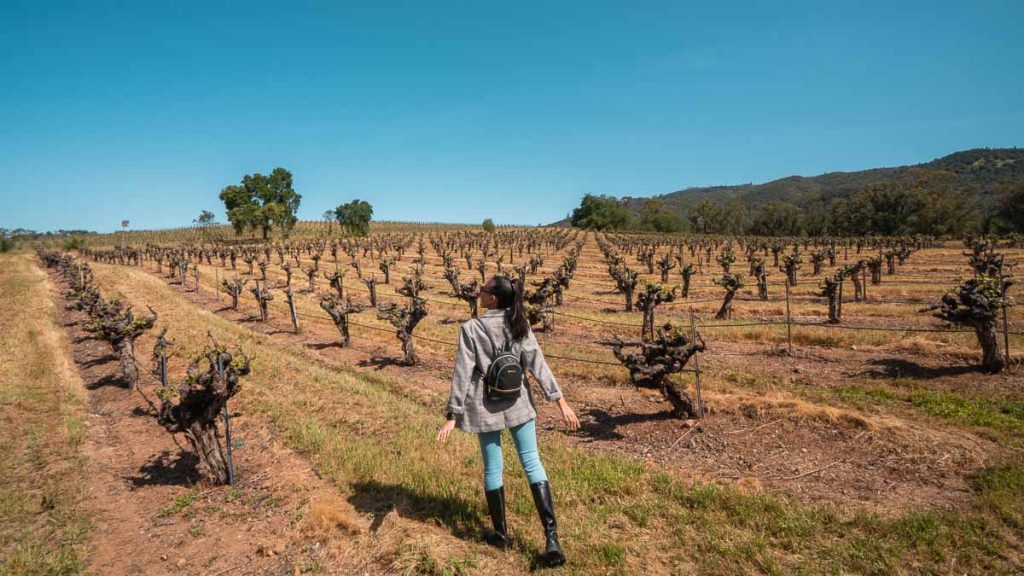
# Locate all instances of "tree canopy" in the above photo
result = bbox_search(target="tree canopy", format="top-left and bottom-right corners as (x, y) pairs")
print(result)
(219, 168), (301, 239)
(0, 228), (15, 253)
(638, 200), (688, 233)
(481, 218), (496, 233)
(991, 182), (1024, 233)
(750, 201), (804, 236)
(194, 210), (216, 226)
(570, 194), (632, 230)
(334, 199), (374, 236)
(568, 168), (1016, 237)
(681, 200), (749, 234)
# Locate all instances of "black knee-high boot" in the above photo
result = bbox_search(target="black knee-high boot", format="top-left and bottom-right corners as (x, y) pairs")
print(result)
(529, 481), (565, 566)
(484, 487), (509, 549)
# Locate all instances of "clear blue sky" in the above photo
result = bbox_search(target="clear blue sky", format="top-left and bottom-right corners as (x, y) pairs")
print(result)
(2, 1), (1022, 232)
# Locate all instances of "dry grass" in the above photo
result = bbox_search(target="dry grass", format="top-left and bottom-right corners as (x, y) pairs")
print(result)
(0, 253), (90, 575)
(307, 497), (365, 537)
(709, 391), (876, 430)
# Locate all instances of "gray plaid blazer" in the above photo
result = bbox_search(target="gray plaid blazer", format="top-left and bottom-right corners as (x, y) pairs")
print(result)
(446, 308), (563, 434)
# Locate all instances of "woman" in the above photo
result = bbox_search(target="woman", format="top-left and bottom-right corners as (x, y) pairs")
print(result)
(437, 275), (580, 566)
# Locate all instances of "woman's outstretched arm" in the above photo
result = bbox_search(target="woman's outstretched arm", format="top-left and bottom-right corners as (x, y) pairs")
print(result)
(439, 323), (475, 445)
(522, 329), (562, 401)
(523, 329), (579, 430)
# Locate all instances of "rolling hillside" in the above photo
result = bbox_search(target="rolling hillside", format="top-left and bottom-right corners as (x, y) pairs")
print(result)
(555, 148), (1024, 225)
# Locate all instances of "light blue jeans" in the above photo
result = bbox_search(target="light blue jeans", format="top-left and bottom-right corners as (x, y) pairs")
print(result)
(478, 419), (548, 491)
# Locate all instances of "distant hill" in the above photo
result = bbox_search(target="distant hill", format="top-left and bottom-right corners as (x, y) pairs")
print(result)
(553, 148), (1024, 225)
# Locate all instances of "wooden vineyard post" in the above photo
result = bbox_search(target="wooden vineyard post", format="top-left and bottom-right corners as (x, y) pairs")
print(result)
(1004, 302), (1011, 366)
(215, 267), (221, 302)
(784, 279), (793, 355)
(217, 355), (236, 485)
(157, 333), (169, 388)
(862, 267), (868, 301)
(689, 309), (704, 418)
(286, 288), (301, 334)
(837, 275), (844, 320)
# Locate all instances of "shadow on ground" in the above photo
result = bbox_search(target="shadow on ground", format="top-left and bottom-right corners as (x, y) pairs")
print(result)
(859, 358), (981, 380)
(576, 408), (677, 441)
(357, 356), (407, 371)
(348, 480), (483, 538)
(85, 373), (131, 390)
(129, 450), (200, 487)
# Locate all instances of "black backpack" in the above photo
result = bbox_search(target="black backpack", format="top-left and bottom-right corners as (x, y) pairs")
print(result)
(476, 319), (525, 402)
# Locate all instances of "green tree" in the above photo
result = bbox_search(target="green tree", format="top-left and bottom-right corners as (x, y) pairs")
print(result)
(802, 201), (833, 236)
(750, 201), (803, 236)
(570, 194), (632, 230)
(0, 228), (15, 253)
(193, 209), (219, 243)
(335, 199), (374, 236)
(482, 218), (496, 233)
(322, 209), (335, 234)
(993, 182), (1024, 233)
(914, 187), (978, 236)
(854, 180), (923, 235)
(219, 168), (301, 239)
(843, 170), (974, 236)
(194, 210), (217, 226)
(830, 197), (873, 236)
(638, 200), (687, 233)
(686, 199), (724, 234)
(720, 201), (751, 235)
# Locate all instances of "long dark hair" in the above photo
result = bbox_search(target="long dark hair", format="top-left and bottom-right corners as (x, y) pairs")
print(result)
(490, 275), (530, 340)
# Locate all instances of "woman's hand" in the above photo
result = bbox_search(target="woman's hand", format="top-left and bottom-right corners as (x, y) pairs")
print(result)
(556, 398), (580, 431)
(436, 419), (456, 445)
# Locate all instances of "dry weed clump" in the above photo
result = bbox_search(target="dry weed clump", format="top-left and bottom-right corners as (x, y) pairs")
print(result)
(308, 496), (365, 536)
(717, 393), (875, 431)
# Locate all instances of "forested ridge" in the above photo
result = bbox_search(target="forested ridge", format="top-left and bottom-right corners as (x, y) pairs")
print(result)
(558, 148), (1024, 235)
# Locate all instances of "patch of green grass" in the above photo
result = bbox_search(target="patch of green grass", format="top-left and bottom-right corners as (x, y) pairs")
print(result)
(159, 489), (199, 517)
(972, 463), (1024, 530)
(286, 417), (326, 453)
(790, 381), (1023, 438)
(622, 500), (653, 528)
(596, 542), (627, 566)
(908, 390), (1024, 433)
(835, 385), (899, 409)
(62, 412), (88, 450)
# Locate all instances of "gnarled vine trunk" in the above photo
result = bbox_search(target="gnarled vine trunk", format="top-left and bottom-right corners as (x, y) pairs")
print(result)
(157, 345), (251, 484)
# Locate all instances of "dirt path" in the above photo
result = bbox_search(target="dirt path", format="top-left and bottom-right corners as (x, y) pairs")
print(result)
(49, 266), (385, 575)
